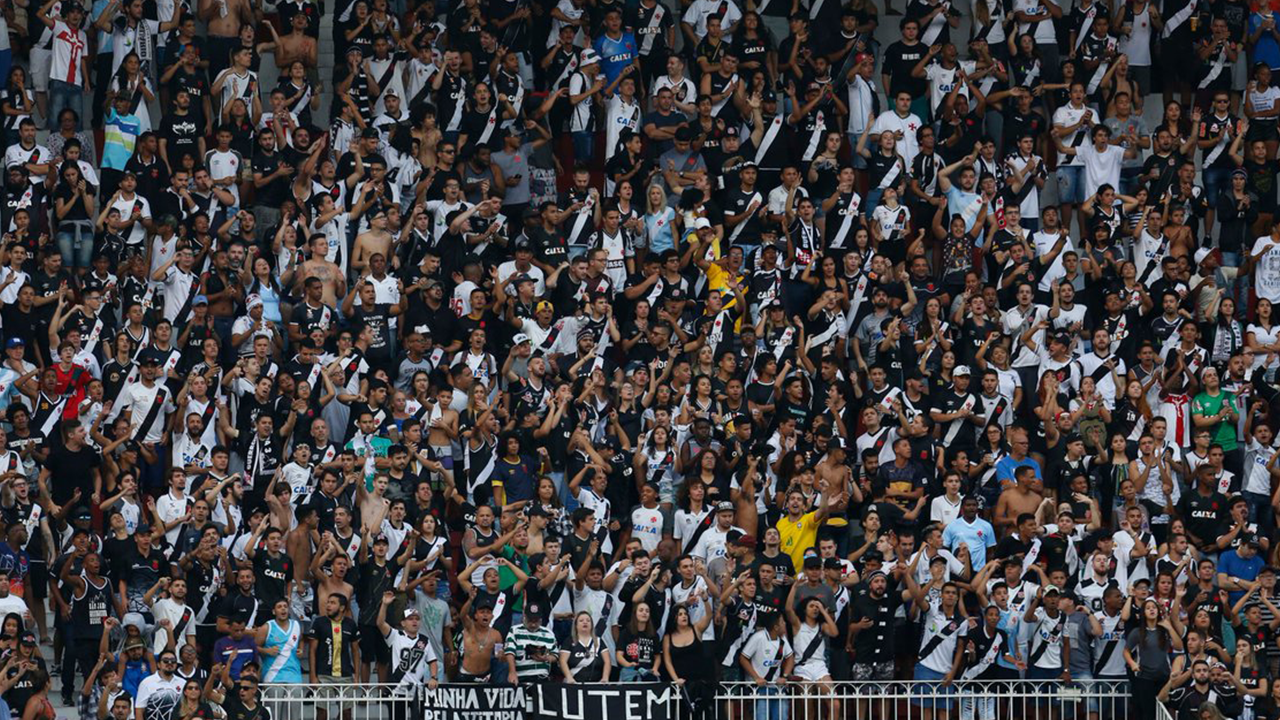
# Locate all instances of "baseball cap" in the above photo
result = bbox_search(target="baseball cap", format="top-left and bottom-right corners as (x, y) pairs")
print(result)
(715, 500), (735, 513)
(535, 300), (554, 313)
(361, 127), (380, 139)
(579, 48), (600, 67)
(524, 602), (545, 620)
(19, 631), (35, 645)
(513, 333), (531, 345)
(5, 338), (22, 349)
(246, 294), (264, 310)
(404, 607), (420, 619)
(954, 365), (972, 377)
(693, 217), (712, 230)
(192, 295), (208, 306)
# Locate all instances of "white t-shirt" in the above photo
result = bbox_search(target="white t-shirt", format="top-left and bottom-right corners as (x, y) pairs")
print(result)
(50, 21), (88, 86)
(871, 111), (923, 167)
(1052, 104), (1091, 167)
(204, 149), (243, 204)
(740, 629), (793, 680)
(1077, 142), (1125, 198)
(1252, 235), (1280, 302)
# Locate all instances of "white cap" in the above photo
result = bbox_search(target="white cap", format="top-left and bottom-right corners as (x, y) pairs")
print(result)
(954, 364), (971, 377)
(1194, 247), (1211, 265)
(580, 48), (600, 67)
(513, 333), (531, 345)
(693, 217), (712, 230)
(246, 294), (264, 310)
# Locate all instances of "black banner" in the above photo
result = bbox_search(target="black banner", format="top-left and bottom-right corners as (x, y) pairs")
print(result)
(527, 683), (677, 720)
(422, 683), (677, 720)
(422, 686), (526, 720)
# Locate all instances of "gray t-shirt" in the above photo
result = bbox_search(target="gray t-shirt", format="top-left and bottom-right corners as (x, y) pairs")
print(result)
(494, 143), (533, 206)
(1124, 625), (1172, 678)
(1104, 115), (1150, 169)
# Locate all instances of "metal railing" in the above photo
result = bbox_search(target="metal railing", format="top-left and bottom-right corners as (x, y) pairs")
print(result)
(259, 683), (412, 720)
(256, 678), (1136, 720)
(715, 679), (1132, 720)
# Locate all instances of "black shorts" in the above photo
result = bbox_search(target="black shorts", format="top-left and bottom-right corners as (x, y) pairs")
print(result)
(27, 560), (47, 601)
(359, 624), (391, 665)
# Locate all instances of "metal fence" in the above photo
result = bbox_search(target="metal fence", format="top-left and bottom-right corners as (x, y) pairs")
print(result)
(259, 683), (413, 720)
(715, 680), (1133, 720)
(258, 679), (1135, 720)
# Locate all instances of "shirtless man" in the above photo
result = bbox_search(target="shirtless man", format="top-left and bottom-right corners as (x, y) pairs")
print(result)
(359, 475), (391, 535)
(351, 210), (393, 274)
(298, 235), (346, 306)
(199, 0), (256, 81)
(287, 505), (318, 617)
(456, 599), (502, 683)
(424, 386), (460, 456)
(994, 466), (1045, 534)
(264, 12), (318, 72)
(309, 540), (355, 613)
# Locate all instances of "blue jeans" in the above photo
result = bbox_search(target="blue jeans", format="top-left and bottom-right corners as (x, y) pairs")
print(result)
(572, 130), (594, 165)
(56, 221), (94, 270)
(1245, 490), (1274, 535)
(755, 685), (789, 720)
(1205, 166), (1232, 205)
(620, 666), (658, 682)
(48, 79), (83, 130)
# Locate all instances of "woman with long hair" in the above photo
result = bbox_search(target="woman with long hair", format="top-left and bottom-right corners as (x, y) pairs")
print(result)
(1158, 100), (1194, 148)
(246, 255), (287, 326)
(0, 67), (32, 147)
(616, 602), (661, 682)
(914, 296), (954, 374)
(52, 161), (95, 275)
(674, 479), (711, 554)
(169, 677), (215, 720)
(106, 52), (156, 128)
(637, 425), (678, 511)
(457, 82), (514, 155)
(1248, 298), (1280, 374)
(1233, 637), (1271, 720)
(785, 593), (840, 718)
(1124, 598), (1180, 720)
(644, 184), (679, 257)
(1201, 296), (1246, 365)
(19, 669), (53, 720)
(559, 611), (611, 683)
(732, 11), (776, 78)
(663, 599), (715, 720)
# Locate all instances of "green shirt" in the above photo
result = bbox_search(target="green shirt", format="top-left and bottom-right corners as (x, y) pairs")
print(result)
(504, 624), (558, 679)
(1192, 390), (1239, 451)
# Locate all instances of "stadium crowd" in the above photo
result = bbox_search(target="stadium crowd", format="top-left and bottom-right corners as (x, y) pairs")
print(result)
(3, 0), (1280, 718)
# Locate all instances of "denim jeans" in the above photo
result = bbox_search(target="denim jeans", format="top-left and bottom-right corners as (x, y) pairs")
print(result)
(56, 220), (94, 271)
(572, 130), (594, 166)
(755, 685), (789, 720)
(48, 79), (83, 131)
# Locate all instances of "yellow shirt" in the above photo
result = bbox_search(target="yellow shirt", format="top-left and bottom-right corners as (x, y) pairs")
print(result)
(776, 511), (821, 569)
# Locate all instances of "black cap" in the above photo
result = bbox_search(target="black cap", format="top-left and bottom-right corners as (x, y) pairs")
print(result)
(19, 631), (35, 645)
(139, 350), (162, 366)
(524, 602), (545, 620)
(361, 127), (380, 139)
(822, 557), (841, 570)
(803, 555), (822, 569)
(674, 126), (696, 142)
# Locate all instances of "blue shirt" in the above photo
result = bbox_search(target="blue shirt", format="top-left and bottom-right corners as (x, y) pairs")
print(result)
(1218, 548), (1264, 605)
(941, 516), (996, 567)
(593, 32), (638, 92)
(996, 455), (1042, 486)
(1249, 13), (1280, 71)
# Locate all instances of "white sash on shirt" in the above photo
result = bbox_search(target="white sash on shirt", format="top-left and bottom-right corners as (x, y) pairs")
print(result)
(729, 191), (763, 243)
(943, 395), (977, 444)
(755, 115), (785, 164)
(476, 105), (499, 145)
(922, 1), (951, 45)
(639, 4), (666, 55)
(1163, 0), (1198, 37)
(802, 111), (825, 161)
(829, 193), (862, 249)
(878, 158), (903, 189)
(1198, 44), (1229, 89)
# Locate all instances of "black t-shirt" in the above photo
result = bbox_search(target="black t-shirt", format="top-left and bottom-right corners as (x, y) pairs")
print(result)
(882, 40), (927, 97)
(43, 444), (100, 506)
(252, 150), (291, 207)
(161, 113), (203, 166)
